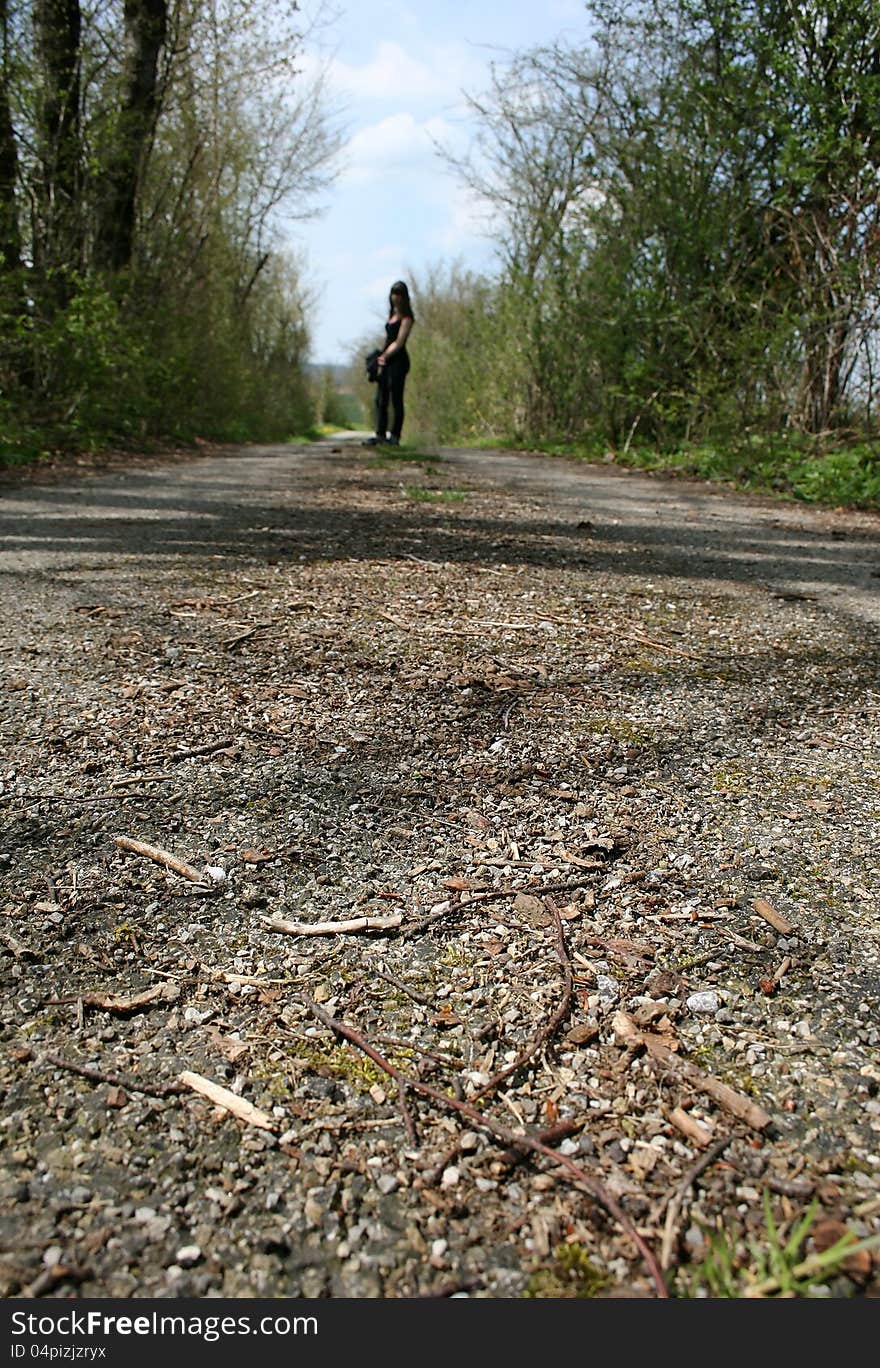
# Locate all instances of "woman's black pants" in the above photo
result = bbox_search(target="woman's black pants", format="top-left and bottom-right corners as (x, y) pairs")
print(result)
(375, 356), (409, 440)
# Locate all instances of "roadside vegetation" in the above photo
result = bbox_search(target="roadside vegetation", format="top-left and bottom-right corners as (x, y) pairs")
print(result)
(0, 0), (341, 463)
(397, 2), (880, 511)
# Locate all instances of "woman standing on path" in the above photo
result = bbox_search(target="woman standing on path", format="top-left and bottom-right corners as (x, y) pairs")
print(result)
(363, 281), (414, 447)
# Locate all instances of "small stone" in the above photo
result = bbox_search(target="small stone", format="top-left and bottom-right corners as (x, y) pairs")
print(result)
(687, 991), (721, 1015)
(596, 974), (619, 1004)
(175, 1244), (202, 1268)
(440, 1166), (460, 1188)
(304, 1196), (324, 1227)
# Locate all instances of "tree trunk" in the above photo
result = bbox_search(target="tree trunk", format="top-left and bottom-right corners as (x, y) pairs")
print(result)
(93, 0), (167, 273)
(33, 0), (82, 282)
(0, 0), (20, 274)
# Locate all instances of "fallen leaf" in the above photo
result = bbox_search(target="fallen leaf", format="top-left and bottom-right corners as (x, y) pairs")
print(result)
(811, 1220), (874, 1281)
(432, 1006), (462, 1028)
(512, 893), (551, 928)
(203, 1026), (249, 1063)
(241, 848), (275, 864)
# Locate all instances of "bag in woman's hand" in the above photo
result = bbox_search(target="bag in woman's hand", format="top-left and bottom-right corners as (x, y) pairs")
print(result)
(365, 349), (381, 383)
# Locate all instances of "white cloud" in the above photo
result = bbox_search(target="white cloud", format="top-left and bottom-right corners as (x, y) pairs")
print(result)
(549, 0), (588, 19)
(428, 181), (496, 255)
(340, 112), (452, 183)
(323, 38), (484, 107)
(359, 270), (399, 303)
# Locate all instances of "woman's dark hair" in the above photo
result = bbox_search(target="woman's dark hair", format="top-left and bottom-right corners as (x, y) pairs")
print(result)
(389, 280), (414, 319)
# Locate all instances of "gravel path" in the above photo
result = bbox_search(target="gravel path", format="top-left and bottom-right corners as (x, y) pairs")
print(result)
(1, 437), (879, 1301)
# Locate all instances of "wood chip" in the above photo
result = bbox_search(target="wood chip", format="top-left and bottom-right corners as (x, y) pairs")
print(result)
(751, 897), (795, 935)
(668, 1106), (713, 1148)
(178, 1070), (275, 1130)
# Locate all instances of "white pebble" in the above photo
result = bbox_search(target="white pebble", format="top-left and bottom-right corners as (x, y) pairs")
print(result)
(686, 991), (721, 1015)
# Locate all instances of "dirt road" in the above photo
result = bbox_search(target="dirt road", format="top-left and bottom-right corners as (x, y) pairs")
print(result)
(1, 437), (878, 1300)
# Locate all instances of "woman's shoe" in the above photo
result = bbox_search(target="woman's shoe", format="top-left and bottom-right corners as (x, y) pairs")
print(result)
(361, 435), (384, 447)
(385, 435), (399, 446)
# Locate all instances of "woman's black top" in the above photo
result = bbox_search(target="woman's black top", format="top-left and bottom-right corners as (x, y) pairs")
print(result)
(384, 317), (410, 371)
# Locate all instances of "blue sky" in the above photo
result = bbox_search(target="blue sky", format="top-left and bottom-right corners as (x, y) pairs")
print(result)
(290, 1), (591, 366)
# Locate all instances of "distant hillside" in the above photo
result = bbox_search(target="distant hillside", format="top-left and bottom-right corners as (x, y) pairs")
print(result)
(305, 362), (352, 386)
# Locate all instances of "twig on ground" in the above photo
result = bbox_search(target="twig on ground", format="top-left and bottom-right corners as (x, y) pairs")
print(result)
(223, 622), (273, 649)
(372, 966), (435, 1007)
(401, 878), (597, 938)
(262, 913), (403, 936)
(177, 1070), (275, 1131)
(113, 835), (205, 883)
(374, 1035), (465, 1070)
(19, 1264), (88, 1298)
(721, 927), (767, 952)
(42, 983), (178, 1014)
(42, 1051), (186, 1098)
(667, 1106), (713, 1148)
(166, 739), (236, 762)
